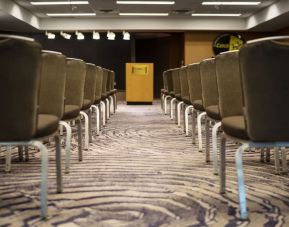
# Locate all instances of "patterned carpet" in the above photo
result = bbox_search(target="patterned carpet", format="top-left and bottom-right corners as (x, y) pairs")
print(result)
(1, 102), (289, 226)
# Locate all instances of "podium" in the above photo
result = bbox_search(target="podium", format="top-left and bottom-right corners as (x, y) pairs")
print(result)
(126, 63), (153, 104)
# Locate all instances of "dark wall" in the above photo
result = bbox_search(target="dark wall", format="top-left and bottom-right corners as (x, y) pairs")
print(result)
(135, 33), (184, 98)
(30, 33), (132, 90)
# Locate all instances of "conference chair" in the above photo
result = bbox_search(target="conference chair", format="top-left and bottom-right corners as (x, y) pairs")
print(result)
(187, 63), (205, 149)
(199, 58), (221, 163)
(170, 68), (182, 123)
(82, 63), (97, 144)
(219, 37), (289, 220)
(163, 69), (173, 115)
(0, 35), (62, 218)
(161, 70), (169, 111)
(101, 68), (109, 125)
(90, 66), (103, 136)
(61, 58), (86, 170)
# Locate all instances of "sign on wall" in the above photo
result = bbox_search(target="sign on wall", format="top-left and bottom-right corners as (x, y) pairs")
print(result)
(213, 33), (245, 55)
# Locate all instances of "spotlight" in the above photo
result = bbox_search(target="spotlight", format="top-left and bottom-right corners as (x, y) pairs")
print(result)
(60, 31), (71, 39)
(123, 31), (130, 40)
(93, 31), (100, 40)
(45, 31), (55, 39)
(107, 31), (115, 40)
(75, 31), (85, 40)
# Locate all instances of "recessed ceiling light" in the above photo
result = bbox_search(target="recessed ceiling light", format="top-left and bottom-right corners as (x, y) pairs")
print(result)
(47, 13), (96, 17)
(123, 31), (130, 40)
(202, 1), (260, 5)
(60, 31), (71, 39)
(117, 1), (175, 5)
(45, 31), (55, 39)
(107, 31), (116, 40)
(76, 31), (85, 40)
(119, 13), (169, 16)
(191, 13), (241, 16)
(31, 1), (89, 5)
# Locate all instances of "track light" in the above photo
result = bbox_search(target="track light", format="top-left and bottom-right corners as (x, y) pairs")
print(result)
(45, 31), (55, 39)
(60, 31), (71, 39)
(76, 31), (85, 40)
(107, 31), (115, 40)
(123, 31), (130, 40)
(93, 31), (100, 40)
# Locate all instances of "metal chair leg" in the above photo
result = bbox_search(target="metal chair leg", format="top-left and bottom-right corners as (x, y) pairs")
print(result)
(59, 121), (72, 174)
(197, 112), (206, 152)
(76, 118), (83, 161)
(212, 122), (222, 175)
(205, 117), (210, 163)
(54, 134), (62, 193)
(80, 111), (89, 150)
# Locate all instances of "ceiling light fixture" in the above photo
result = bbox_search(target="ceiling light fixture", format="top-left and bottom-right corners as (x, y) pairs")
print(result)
(45, 31), (55, 39)
(123, 31), (130, 40)
(119, 13), (169, 16)
(76, 31), (85, 40)
(93, 31), (100, 40)
(60, 31), (71, 39)
(202, 1), (261, 5)
(107, 31), (116, 40)
(47, 13), (96, 17)
(117, 1), (175, 5)
(31, 1), (89, 5)
(191, 13), (241, 16)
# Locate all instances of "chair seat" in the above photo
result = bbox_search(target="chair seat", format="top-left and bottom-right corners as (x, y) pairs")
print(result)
(222, 115), (249, 140)
(62, 105), (80, 120)
(192, 100), (205, 111)
(206, 105), (221, 121)
(101, 94), (107, 100)
(35, 114), (59, 138)
(175, 93), (182, 101)
(81, 99), (91, 110)
(169, 91), (175, 98)
(182, 96), (191, 105)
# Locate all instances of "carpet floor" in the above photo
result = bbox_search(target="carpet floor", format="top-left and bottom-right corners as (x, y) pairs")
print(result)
(1, 102), (289, 227)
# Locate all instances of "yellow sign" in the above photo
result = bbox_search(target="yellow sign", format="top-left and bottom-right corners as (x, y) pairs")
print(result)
(131, 64), (149, 75)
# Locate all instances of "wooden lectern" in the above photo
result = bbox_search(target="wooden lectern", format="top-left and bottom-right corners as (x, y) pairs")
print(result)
(126, 63), (153, 104)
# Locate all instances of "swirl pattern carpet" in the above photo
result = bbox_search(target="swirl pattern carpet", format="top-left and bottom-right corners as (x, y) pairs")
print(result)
(1, 102), (289, 226)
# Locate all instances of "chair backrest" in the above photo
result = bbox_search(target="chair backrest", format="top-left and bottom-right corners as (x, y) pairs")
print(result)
(95, 66), (103, 101)
(106, 69), (111, 92)
(162, 71), (168, 91)
(187, 63), (202, 103)
(240, 40), (289, 141)
(0, 37), (41, 140)
(84, 63), (97, 105)
(111, 70), (115, 91)
(179, 66), (190, 99)
(102, 68), (108, 96)
(39, 50), (66, 119)
(65, 58), (86, 108)
(171, 68), (181, 95)
(167, 69), (173, 93)
(215, 51), (243, 118)
(200, 58), (219, 108)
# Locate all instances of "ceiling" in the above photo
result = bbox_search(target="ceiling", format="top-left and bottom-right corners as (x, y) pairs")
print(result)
(14, 0), (276, 18)
(0, 0), (289, 32)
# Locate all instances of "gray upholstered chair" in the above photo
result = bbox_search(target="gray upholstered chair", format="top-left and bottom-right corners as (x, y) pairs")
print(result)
(170, 68), (182, 123)
(220, 37), (289, 220)
(161, 70), (169, 112)
(187, 63), (205, 150)
(62, 58), (86, 163)
(101, 68), (109, 125)
(179, 66), (192, 132)
(110, 70), (117, 113)
(215, 50), (244, 175)
(0, 35), (62, 218)
(163, 69), (173, 115)
(199, 58), (221, 163)
(82, 63), (97, 144)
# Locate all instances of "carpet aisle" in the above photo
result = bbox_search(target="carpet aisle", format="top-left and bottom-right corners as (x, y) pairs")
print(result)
(1, 102), (289, 226)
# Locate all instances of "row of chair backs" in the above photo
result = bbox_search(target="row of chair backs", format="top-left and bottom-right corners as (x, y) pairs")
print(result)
(200, 58), (218, 109)
(0, 37), (42, 140)
(95, 66), (103, 102)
